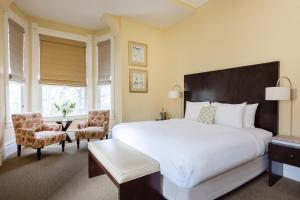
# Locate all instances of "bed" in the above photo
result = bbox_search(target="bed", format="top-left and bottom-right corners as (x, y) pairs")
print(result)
(112, 62), (279, 200)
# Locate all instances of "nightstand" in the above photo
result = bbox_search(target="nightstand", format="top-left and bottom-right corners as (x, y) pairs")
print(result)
(268, 135), (300, 186)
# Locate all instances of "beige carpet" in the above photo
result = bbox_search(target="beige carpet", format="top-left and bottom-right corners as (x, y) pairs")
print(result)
(0, 142), (299, 200)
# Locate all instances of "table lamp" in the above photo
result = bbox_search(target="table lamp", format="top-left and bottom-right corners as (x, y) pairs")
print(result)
(168, 85), (183, 118)
(265, 76), (292, 135)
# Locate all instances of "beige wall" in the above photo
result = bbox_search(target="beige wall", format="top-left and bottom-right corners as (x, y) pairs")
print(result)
(5, 0), (300, 145)
(119, 18), (168, 122)
(164, 0), (300, 136)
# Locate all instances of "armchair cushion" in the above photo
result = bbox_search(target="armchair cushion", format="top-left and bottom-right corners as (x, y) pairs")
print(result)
(34, 131), (66, 148)
(77, 122), (89, 129)
(75, 127), (106, 139)
(42, 123), (62, 131)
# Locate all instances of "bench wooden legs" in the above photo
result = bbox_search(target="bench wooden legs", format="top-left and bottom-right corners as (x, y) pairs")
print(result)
(119, 172), (161, 200)
(17, 145), (21, 156)
(88, 153), (105, 178)
(88, 151), (162, 200)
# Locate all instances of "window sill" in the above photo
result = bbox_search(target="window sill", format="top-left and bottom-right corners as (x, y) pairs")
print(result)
(43, 115), (88, 122)
(5, 115), (87, 128)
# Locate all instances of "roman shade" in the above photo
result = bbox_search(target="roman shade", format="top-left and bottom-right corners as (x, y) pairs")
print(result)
(39, 34), (87, 87)
(97, 40), (111, 85)
(8, 18), (25, 83)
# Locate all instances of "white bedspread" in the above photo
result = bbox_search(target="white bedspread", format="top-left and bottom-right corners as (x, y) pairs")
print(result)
(112, 119), (272, 188)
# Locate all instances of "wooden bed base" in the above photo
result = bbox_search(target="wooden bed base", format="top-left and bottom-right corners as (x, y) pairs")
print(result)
(88, 150), (162, 200)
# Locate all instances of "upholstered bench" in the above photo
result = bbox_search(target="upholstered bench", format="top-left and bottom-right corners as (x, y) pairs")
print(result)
(88, 139), (161, 200)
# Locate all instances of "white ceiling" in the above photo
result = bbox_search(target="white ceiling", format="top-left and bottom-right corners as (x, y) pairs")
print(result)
(14, 0), (207, 30)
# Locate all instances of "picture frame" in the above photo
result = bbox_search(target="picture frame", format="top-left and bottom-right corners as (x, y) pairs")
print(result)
(129, 69), (148, 93)
(128, 41), (148, 67)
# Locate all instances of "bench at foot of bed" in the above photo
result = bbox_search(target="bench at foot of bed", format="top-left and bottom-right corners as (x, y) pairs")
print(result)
(88, 139), (161, 200)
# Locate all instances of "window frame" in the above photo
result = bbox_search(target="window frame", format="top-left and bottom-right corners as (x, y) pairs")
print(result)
(41, 84), (87, 118)
(94, 34), (115, 120)
(97, 84), (112, 111)
(31, 23), (93, 120)
(4, 10), (29, 125)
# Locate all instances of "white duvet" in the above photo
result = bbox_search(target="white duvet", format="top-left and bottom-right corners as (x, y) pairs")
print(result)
(112, 119), (272, 188)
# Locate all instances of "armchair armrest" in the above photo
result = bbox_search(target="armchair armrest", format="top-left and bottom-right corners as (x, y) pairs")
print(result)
(16, 128), (35, 137)
(103, 121), (109, 132)
(77, 121), (89, 129)
(42, 123), (62, 131)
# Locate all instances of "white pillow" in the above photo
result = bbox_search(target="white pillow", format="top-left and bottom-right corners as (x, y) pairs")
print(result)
(213, 102), (246, 128)
(244, 103), (259, 128)
(185, 101), (210, 121)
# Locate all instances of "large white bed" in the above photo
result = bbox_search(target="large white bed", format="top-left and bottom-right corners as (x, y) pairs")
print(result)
(112, 119), (272, 200)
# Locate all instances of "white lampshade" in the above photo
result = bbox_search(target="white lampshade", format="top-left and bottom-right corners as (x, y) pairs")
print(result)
(265, 87), (291, 101)
(168, 90), (179, 99)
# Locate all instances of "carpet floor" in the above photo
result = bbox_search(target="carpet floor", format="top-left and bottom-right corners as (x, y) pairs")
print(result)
(0, 141), (299, 200)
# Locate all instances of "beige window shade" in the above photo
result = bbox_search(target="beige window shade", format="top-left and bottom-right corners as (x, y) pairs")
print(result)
(97, 40), (111, 85)
(39, 34), (87, 87)
(8, 18), (25, 83)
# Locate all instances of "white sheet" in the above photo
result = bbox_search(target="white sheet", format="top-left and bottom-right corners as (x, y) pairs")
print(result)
(112, 119), (272, 188)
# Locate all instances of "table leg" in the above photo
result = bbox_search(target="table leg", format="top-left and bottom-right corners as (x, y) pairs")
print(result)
(66, 134), (72, 143)
(268, 159), (283, 186)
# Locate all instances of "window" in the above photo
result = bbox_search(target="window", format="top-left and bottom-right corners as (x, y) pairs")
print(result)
(97, 40), (112, 111)
(42, 85), (86, 117)
(97, 85), (111, 110)
(7, 18), (25, 119)
(39, 34), (88, 117)
(8, 81), (23, 115)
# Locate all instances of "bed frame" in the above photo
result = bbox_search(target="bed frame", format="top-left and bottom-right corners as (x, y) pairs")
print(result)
(184, 61), (279, 135)
(159, 62), (280, 200)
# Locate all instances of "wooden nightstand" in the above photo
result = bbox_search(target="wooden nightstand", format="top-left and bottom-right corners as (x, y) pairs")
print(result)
(268, 135), (300, 186)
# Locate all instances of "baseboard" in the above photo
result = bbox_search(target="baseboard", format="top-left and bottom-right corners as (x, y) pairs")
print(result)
(4, 141), (17, 160)
(284, 164), (300, 182)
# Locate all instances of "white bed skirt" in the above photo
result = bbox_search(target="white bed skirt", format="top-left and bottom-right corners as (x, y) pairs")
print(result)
(161, 154), (268, 200)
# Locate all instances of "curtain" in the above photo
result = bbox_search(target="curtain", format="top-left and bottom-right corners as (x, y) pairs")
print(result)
(39, 34), (87, 87)
(8, 18), (25, 83)
(97, 40), (111, 85)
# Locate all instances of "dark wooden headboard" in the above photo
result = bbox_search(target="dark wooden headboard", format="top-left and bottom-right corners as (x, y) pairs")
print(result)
(184, 62), (279, 135)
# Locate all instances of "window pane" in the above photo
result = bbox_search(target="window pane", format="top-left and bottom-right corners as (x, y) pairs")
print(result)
(97, 85), (111, 111)
(8, 81), (23, 115)
(42, 85), (86, 117)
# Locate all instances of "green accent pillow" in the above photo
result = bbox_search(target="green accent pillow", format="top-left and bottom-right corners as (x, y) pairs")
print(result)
(198, 106), (217, 124)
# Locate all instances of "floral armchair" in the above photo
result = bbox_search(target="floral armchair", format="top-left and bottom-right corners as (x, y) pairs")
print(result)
(11, 113), (67, 160)
(75, 110), (110, 149)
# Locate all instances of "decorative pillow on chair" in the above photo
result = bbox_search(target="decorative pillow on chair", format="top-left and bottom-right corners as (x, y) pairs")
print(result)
(198, 106), (217, 124)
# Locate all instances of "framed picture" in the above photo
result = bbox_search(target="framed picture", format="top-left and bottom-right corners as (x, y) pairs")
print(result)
(128, 41), (148, 66)
(129, 69), (148, 93)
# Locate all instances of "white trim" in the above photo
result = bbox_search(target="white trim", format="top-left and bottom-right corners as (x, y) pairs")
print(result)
(4, 9), (29, 123)
(43, 115), (87, 122)
(94, 34), (116, 121)
(86, 35), (93, 111)
(4, 141), (17, 160)
(31, 23), (93, 114)
(31, 23), (42, 112)
(38, 26), (89, 42)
